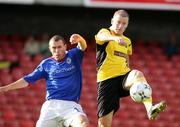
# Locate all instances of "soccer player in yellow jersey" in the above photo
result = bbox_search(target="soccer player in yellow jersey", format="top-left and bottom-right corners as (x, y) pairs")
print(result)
(95, 10), (167, 127)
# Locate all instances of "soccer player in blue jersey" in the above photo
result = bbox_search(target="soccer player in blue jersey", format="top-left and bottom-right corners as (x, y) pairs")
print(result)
(0, 34), (90, 127)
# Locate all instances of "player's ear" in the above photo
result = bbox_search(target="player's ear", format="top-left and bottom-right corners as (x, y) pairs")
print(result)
(125, 20), (129, 28)
(49, 45), (52, 52)
(111, 18), (113, 25)
(64, 44), (67, 49)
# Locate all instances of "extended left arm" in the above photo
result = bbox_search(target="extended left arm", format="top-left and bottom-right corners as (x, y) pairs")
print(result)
(70, 34), (87, 51)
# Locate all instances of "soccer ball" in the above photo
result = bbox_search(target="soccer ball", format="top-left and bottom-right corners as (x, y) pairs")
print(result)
(130, 83), (152, 103)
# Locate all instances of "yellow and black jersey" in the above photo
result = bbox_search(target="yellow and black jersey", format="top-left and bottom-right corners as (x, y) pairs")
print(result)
(95, 28), (132, 82)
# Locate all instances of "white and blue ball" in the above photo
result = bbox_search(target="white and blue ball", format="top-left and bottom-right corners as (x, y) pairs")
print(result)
(130, 83), (152, 103)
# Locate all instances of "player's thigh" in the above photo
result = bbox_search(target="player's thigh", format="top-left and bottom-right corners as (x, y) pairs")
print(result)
(36, 118), (63, 127)
(98, 111), (113, 127)
(69, 114), (89, 127)
(124, 69), (146, 89)
(63, 102), (88, 127)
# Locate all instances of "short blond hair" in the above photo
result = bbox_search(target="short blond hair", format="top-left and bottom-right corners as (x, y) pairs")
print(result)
(113, 10), (129, 18)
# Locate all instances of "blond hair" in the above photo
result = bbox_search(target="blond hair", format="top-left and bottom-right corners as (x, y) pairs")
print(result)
(113, 10), (129, 18)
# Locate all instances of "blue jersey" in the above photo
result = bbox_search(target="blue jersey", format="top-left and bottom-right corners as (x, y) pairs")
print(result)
(23, 47), (84, 102)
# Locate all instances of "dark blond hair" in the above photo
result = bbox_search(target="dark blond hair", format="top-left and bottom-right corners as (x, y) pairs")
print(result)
(113, 10), (129, 18)
(49, 35), (67, 45)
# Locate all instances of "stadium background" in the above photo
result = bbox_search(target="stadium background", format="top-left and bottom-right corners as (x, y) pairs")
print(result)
(0, 0), (180, 127)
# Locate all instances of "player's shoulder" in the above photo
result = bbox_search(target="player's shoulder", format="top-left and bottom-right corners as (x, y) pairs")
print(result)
(40, 57), (55, 65)
(69, 47), (83, 53)
(98, 28), (111, 33)
(43, 57), (52, 62)
(122, 35), (131, 44)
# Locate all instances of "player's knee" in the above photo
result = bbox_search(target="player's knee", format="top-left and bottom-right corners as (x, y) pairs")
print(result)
(131, 69), (144, 78)
(98, 122), (111, 127)
(130, 69), (149, 87)
(78, 115), (89, 127)
(98, 119), (111, 127)
(124, 70), (145, 90)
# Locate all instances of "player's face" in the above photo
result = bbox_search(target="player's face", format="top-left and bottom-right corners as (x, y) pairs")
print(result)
(49, 40), (67, 60)
(111, 15), (129, 35)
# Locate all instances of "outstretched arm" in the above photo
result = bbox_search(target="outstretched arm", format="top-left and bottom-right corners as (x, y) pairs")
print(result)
(70, 34), (87, 51)
(0, 78), (29, 93)
(96, 30), (116, 42)
(96, 29), (126, 46)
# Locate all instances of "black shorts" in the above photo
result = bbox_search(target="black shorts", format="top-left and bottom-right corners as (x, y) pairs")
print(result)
(97, 72), (130, 118)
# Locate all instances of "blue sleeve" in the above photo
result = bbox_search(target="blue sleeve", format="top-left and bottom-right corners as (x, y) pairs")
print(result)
(70, 47), (84, 62)
(23, 62), (47, 85)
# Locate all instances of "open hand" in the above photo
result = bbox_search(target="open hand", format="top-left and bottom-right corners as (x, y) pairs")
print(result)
(70, 34), (82, 44)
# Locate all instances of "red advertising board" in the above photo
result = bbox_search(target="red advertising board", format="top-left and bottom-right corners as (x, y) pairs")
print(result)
(84, 0), (180, 10)
(91, 0), (180, 4)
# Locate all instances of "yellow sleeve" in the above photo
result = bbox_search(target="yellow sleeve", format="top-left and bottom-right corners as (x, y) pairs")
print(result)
(95, 28), (110, 45)
(127, 40), (132, 55)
